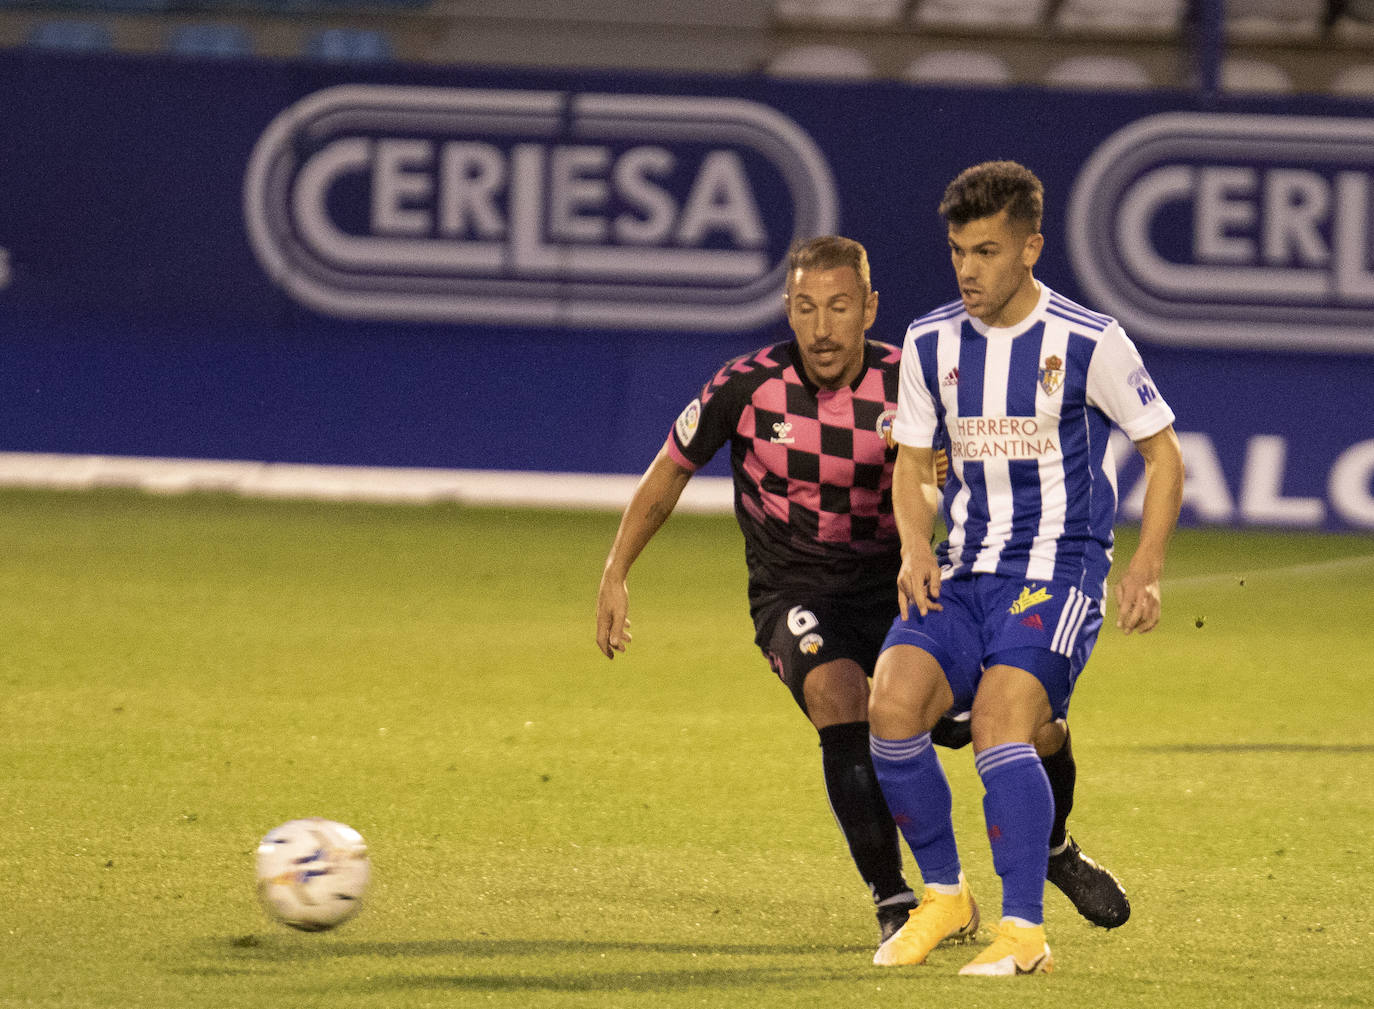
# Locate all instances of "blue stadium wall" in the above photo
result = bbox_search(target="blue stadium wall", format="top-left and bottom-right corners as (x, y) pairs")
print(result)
(2, 49), (1372, 530)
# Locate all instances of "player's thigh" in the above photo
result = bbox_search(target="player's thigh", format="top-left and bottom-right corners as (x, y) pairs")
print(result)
(973, 577), (1104, 748)
(755, 595), (886, 722)
(871, 577), (981, 735)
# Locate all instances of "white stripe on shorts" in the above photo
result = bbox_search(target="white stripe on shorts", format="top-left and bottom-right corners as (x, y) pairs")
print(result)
(1051, 587), (1091, 656)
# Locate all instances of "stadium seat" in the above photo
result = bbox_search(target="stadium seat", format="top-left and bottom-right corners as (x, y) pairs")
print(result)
(166, 23), (254, 58)
(774, 0), (905, 21)
(320, 0), (432, 7)
(1330, 0), (1374, 40)
(1221, 57), (1293, 94)
(25, 19), (114, 52)
(303, 27), (394, 63)
(1225, 0), (1323, 39)
(903, 49), (1013, 85)
(1044, 55), (1152, 90)
(1329, 63), (1374, 97)
(57, 0), (169, 10)
(766, 44), (875, 78)
(912, 0), (1047, 28)
(1054, 0), (1183, 32)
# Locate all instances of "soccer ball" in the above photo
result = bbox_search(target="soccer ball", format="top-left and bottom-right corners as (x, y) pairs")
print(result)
(255, 818), (371, 932)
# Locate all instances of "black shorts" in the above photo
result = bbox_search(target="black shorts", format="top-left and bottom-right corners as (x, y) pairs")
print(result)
(752, 583), (898, 714)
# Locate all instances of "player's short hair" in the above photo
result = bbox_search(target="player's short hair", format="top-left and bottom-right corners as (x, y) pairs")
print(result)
(786, 235), (872, 294)
(939, 161), (1044, 234)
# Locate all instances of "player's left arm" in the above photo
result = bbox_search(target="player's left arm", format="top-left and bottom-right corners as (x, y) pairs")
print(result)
(1115, 425), (1184, 634)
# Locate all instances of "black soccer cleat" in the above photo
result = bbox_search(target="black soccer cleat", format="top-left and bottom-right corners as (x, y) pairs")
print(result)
(1046, 835), (1130, 929)
(876, 896), (919, 944)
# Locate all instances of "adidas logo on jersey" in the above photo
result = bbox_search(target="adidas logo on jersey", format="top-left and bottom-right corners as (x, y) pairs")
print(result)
(942, 367), (960, 387)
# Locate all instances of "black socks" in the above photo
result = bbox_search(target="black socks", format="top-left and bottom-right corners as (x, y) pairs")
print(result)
(1041, 726), (1077, 851)
(819, 720), (910, 904)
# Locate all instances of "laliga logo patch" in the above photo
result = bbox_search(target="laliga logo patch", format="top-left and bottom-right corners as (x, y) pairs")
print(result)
(675, 398), (701, 446)
(244, 85), (838, 331)
(1068, 112), (1374, 354)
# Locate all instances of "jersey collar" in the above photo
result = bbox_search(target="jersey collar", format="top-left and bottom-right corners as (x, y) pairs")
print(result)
(786, 340), (872, 394)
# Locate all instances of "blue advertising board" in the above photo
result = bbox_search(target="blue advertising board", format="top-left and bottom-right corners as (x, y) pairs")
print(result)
(1, 50), (1371, 529)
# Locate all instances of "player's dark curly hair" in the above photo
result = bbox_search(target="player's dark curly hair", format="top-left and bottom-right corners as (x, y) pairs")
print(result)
(786, 235), (871, 294)
(939, 161), (1043, 233)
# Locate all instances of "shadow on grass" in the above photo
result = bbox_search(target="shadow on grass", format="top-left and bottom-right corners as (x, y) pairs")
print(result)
(1140, 743), (1374, 754)
(178, 936), (874, 993)
(206, 936), (870, 960)
(351, 965), (862, 994)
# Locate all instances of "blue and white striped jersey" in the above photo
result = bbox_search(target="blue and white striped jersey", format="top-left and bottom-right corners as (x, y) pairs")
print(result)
(893, 283), (1175, 598)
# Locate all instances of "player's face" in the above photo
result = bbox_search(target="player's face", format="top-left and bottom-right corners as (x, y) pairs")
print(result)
(948, 209), (1044, 327)
(785, 265), (878, 390)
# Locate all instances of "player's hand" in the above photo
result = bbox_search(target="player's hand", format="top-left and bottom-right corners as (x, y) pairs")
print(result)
(934, 449), (949, 490)
(895, 548), (943, 622)
(595, 575), (633, 658)
(1114, 565), (1162, 634)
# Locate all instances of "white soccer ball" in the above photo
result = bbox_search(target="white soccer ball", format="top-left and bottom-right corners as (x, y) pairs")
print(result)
(255, 818), (371, 932)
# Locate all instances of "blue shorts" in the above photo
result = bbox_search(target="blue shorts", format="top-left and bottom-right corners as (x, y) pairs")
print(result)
(880, 575), (1103, 719)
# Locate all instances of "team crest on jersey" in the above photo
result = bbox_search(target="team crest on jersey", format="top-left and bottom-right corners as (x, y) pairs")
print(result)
(675, 398), (701, 446)
(1038, 355), (1064, 396)
(876, 409), (897, 448)
(799, 632), (823, 655)
(1009, 586), (1052, 614)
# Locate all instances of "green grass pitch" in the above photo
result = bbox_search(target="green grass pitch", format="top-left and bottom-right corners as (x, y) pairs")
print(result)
(2, 488), (1372, 1008)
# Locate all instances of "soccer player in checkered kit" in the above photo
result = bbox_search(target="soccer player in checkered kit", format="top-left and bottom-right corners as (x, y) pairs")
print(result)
(868, 162), (1185, 976)
(596, 234), (1131, 949)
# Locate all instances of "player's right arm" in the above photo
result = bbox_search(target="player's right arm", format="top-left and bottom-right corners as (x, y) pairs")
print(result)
(890, 443), (943, 621)
(595, 444), (694, 659)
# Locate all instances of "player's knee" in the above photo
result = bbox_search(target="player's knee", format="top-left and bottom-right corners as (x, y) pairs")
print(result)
(802, 660), (869, 729)
(869, 647), (950, 738)
(969, 695), (1050, 751)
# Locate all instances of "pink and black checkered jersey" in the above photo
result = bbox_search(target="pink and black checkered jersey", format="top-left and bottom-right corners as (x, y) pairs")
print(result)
(666, 339), (902, 603)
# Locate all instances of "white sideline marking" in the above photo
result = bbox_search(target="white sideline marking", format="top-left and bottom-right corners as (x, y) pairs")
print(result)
(0, 452), (735, 514)
(1164, 553), (1374, 587)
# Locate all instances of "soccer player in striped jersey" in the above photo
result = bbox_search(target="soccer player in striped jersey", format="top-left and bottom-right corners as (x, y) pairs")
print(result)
(595, 234), (1129, 949)
(868, 162), (1184, 976)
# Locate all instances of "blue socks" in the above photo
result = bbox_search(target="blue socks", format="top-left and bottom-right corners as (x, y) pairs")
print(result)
(871, 735), (1054, 924)
(869, 732), (962, 887)
(976, 742), (1053, 924)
